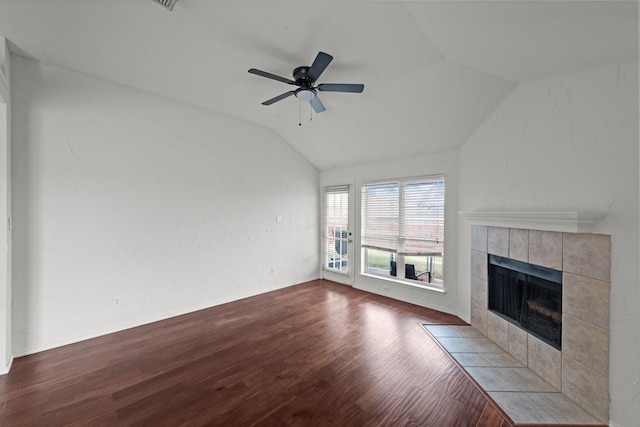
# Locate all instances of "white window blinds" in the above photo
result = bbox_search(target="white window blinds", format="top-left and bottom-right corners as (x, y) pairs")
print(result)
(324, 185), (349, 229)
(361, 175), (445, 255)
(399, 176), (445, 255)
(360, 181), (399, 251)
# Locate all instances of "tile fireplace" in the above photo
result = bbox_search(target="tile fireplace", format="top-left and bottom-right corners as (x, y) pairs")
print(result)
(469, 224), (611, 424)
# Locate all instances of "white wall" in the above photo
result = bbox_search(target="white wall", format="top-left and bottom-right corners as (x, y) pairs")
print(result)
(458, 64), (639, 426)
(0, 36), (11, 373)
(320, 149), (460, 316)
(10, 55), (320, 355)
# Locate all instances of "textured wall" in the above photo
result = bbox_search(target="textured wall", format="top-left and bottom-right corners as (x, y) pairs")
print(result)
(459, 64), (639, 426)
(10, 55), (320, 355)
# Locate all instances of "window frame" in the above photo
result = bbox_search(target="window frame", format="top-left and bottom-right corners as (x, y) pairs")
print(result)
(360, 175), (445, 291)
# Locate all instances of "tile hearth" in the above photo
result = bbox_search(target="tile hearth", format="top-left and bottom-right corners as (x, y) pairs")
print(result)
(423, 324), (603, 425)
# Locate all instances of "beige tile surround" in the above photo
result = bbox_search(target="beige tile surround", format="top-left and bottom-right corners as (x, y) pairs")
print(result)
(470, 225), (611, 424)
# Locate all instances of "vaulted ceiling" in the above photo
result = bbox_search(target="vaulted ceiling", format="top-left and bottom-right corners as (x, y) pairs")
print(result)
(0, 1), (637, 170)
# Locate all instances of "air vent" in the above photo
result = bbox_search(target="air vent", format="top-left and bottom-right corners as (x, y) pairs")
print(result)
(151, 0), (177, 11)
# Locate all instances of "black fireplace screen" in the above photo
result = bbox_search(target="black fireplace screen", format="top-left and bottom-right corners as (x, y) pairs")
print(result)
(488, 255), (562, 349)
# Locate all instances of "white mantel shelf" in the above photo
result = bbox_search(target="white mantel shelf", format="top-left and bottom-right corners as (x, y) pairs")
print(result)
(458, 211), (607, 233)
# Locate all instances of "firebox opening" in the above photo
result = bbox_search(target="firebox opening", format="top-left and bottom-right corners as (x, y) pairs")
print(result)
(488, 255), (563, 350)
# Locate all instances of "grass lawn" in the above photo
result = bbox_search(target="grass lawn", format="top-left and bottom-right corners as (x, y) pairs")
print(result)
(366, 249), (443, 280)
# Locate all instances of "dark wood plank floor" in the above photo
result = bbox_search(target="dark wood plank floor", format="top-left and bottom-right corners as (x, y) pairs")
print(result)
(0, 280), (514, 426)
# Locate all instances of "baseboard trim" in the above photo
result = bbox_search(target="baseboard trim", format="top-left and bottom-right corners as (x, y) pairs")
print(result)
(13, 277), (319, 358)
(0, 355), (14, 375)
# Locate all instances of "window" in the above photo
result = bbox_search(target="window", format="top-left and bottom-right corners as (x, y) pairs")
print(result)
(323, 185), (349, 273)
(361, 175), (445, 287)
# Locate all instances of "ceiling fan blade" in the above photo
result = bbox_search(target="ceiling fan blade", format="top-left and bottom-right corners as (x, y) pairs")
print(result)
(307, 52), (333, 81)
(262, 91), (296, 105)
(310, 95), (326, 113)
(248, 68), (296, 85)
(318, 83), (365, 93)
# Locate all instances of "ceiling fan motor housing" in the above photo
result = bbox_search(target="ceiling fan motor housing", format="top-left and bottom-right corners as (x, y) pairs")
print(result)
(293, 66), (314, 87)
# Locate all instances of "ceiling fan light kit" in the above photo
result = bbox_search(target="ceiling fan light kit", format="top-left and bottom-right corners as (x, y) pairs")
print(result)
(248, 51), (365, 122)
(295, 88), (316, 102)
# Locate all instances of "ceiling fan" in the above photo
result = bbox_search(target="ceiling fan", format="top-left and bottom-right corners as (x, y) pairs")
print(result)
(248, 51), (364, 113)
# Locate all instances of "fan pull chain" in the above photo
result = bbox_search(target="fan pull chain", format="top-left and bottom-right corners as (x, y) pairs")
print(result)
(299, 101), (314, 126)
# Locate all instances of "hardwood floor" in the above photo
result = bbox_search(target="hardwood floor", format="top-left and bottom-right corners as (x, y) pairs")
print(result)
(0, 280), (514, 426)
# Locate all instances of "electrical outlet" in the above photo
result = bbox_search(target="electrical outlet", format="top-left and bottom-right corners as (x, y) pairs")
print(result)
(271, 267), (277, 274)
(382, 287), (390, 292)
(113, 297), (120, 306)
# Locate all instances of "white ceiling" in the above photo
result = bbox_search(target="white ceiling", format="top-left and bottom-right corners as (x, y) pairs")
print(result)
(0, 1), (637, 170)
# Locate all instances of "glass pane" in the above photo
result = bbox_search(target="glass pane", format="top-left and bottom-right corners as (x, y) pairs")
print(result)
(430, 256), (443, 282)
(403, 254), (443, 284)
(327, 226), (348, 272)
(522, 275), (562, 348)
(324, 187), (349, 273)
(364, 248), (396, 276)
(488, 258), (562, 349)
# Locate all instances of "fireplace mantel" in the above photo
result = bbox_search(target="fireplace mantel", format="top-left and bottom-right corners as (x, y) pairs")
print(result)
(459, 211), (606, 233)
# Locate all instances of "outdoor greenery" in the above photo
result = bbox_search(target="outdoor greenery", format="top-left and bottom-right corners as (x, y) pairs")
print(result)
(366, 249), (443, 280)
(327, 245), (444, 282)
